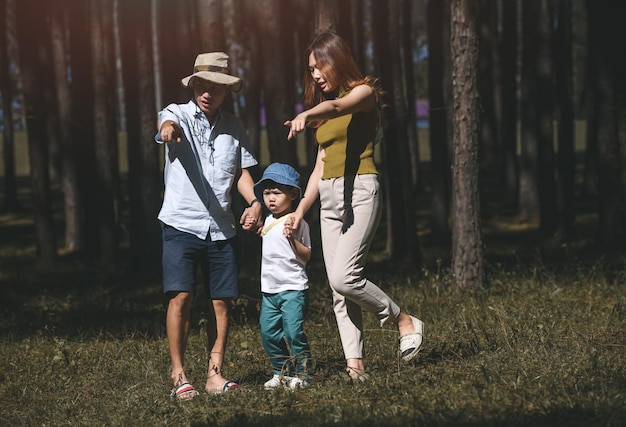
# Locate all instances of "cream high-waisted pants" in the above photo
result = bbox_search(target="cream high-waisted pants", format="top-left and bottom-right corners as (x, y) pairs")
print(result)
(319, 174), (401, 360)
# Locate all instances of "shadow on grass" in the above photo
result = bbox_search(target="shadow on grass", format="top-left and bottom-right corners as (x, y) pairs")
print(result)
(0, 249), (168, 340)
(186, 405), (615, 427)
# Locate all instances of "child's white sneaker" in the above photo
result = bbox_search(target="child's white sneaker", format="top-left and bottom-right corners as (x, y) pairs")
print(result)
(264, 374), (283, 390)
(286, 376), (308, 390)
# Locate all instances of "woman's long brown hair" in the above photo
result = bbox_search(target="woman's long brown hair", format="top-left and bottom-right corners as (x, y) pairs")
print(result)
(302, 32), (384, 128)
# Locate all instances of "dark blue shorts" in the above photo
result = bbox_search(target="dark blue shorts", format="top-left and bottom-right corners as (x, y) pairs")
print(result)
(161, 223), (239, 299)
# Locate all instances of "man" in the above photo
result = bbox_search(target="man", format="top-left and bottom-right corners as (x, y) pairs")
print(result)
(156, 52), (263, 400)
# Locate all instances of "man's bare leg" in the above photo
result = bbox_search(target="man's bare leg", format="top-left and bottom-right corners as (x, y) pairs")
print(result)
(167, 291), (198, 398)
(205, 298), (235, 392)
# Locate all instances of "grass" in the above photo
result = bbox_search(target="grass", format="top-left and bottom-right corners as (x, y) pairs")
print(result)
(0, 176), (625, 426)
(0, 244), (624, 426)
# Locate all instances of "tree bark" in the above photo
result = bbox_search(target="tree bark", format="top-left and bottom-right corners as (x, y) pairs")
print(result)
(427, 0), (451, 242)
(254, 0), (297, 165)
(121, 0), (162, 267)
(500, 0), (519, 207)
(49, 0), (84, 254)
(477, 0), (499, 183)
(373, 0), (420, 264)
(68, 0), (98, 255)
(0, 0), (20, 212)
(316, 0), (338, 32)
(239, 0), (263, 157)
(15, 0), (57, 265)
(554, 0), (576, 241)
(535, 0), (556, 234)
(401, 0), (421, 194)
(450, 0), (485, 290)
(589, 0), (626, 246)
(91, 0), (120, 270)
(519, 0), (545, 224)
(158, 0), (197, 106)
(197, 0), (225, 51)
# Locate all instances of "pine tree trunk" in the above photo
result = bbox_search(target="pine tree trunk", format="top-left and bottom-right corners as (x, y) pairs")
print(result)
(427, 0), (451, 242)
(450, 0), (485, 290)
(500, 0), (519, 208)
(374, 0), (420, 264)
(536, 0), (556, 234)
(254, 0), (297, 165)
(68, 0), (98, 255)
(0, 0), (20, 212)
(555, 0), (576, 241)
(477, 0), (499, 183)
(159, 0), (196, 106)
(50, 0), (84, 254)
(590, 0), (626, 246)
(121, 0), (161, 268)
(401, 0), (421, 194)
(15, 0), (57, 265)
(519, 1), (541, 223)
(91, 0), (120, 270)
(197, 0), (226, 51)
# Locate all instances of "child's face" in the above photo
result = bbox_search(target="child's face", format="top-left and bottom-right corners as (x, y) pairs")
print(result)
(262, 184), (297, 216)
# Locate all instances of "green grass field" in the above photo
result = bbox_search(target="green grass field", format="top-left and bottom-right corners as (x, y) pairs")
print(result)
(1, 121), (624, 426)
(0, 220), (624, 426)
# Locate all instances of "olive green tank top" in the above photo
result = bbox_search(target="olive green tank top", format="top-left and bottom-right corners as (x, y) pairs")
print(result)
(316, 106), (378, 179)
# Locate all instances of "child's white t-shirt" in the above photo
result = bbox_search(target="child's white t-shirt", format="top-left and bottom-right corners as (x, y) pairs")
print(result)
(260, 214), (310, 294)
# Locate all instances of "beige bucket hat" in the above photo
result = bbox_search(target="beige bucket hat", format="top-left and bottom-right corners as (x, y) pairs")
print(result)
(181, 52), (242, 92)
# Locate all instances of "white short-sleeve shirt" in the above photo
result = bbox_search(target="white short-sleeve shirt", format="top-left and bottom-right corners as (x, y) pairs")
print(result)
(261, 215), (310, 294)
(155, 101), (258, 240)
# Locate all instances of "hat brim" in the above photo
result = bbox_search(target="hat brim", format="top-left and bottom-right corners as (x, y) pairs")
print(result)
(181, 72), (242, 92)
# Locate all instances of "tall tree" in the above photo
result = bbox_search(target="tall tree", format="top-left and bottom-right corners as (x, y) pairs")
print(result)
(50, 0), (84, 254)
(68, 0), (99, 255)
(581, 0), (597, 198)
(253, 0), (297, 165)
(535, 0), (557, 234)
(338, 0), (364, 69)
(121, 0), (162, 266)
(450, 0), (485, 290)
(400, 0), (421, 194)
(0, 0), (19, 212)
(316, 0), (339, 32)
(15, 0), (57, 265)
(554, 0), (576, 240)
(587, 0), (626, 246)
(91, 0), (120, 269)
(197, 0), (226, 51)
(292, 0), (316, 170)
(427, 0), (451, 242)
(499, 0), (519, 207)
(477, 0), (499, 184)
(239, 0), (263, 156)
(373, 0), (420, 264)
(158, 0), (197, 106)
(520, 0), (556, 234)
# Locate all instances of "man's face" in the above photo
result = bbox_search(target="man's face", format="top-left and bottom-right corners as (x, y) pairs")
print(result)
(193, 79), (228, 117)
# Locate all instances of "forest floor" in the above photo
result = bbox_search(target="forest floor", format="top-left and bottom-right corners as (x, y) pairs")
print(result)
(0, 176), (624, 426)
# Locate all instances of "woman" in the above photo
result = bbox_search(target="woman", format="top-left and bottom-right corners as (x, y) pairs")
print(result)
(284, 32), (424, 381)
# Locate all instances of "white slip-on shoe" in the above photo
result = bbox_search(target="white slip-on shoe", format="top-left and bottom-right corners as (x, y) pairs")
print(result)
(399, 315), (424, 362)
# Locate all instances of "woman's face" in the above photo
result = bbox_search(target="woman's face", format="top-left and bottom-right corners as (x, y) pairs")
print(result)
(308, 52), (335, 95)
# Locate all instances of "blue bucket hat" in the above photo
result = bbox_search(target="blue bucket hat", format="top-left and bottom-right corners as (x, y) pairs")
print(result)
(254, 163), (302, 205)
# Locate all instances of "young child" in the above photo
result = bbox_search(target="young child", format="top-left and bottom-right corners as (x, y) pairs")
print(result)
(249, 163), (313, 390)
